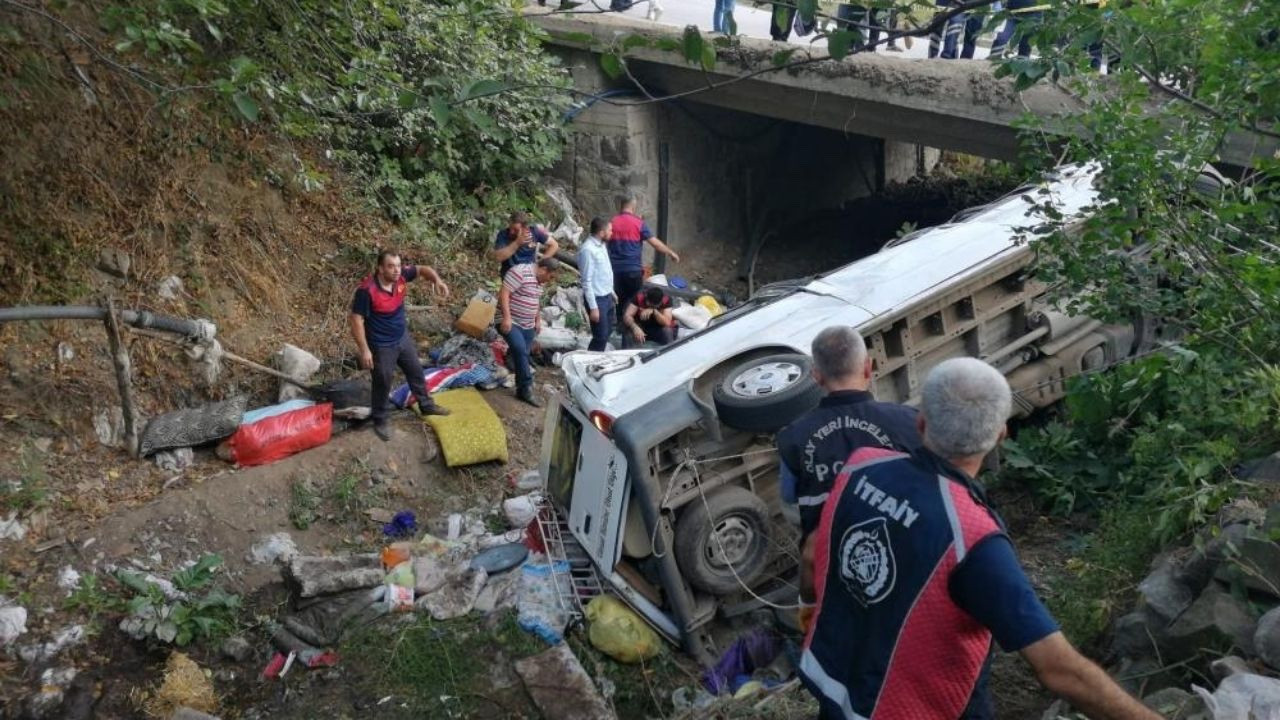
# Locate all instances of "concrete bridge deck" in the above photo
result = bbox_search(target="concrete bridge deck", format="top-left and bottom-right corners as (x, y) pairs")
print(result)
(532, 11), (1274, 168)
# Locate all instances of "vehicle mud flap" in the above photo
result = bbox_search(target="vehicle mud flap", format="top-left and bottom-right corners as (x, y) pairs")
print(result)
(612, 382), (715, 665)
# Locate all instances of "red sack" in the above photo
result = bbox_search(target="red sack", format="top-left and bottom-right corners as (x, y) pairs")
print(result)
(225, 403), (333, 467)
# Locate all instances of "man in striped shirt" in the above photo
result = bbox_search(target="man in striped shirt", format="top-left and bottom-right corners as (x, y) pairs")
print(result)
(499, 257), (558, 407)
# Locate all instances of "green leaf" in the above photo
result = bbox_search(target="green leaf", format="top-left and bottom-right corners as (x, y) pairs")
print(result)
(797, 0), (817, 23)
(429, 95), (451, 125)
(655, 37), (681, 52)
(827, 30), (858, 60)
(700, 42), (716, 71)
(462, 79), (507, 101)
(600, 53), (624, 79)
(232, 92), (259, 122)
(555, 31), (594, 45)
(773, 5), (791, 32)
(398, 91), (419, 109)
(681, 26), (703, 65)
(621, 34), (650, 52)
(772, 48), (797, 67)
(204, 20), (223, 43)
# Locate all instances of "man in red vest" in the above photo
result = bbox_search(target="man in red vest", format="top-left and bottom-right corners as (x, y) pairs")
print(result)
(800, 358), (1158, 720)
(349, 249), (451, 442)
(608, 196), (679, 323)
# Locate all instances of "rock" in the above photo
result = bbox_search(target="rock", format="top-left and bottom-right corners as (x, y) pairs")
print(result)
(1111, 610), (1161, 659)
(1192, 672), (1280, 719)
(171, 709), (222, 720)
(285, 554), (383, 597)
(158, 275), (184, 300)
(1163, 583), (1258, 660)
(33, 437), (53, 453)
(97, 247), (131, 278)
(27, 667), (76, 719)
(1142, 687), (1205, 719)
(93, 406), (125, 448)
(248, 533), (298, 565)
(1216, 499), (1266, 529)
(1255, 606), (1280, 670)
(1242, 451), (1280, 484)
(514, 643), (616, 720)
(1138, 554), (1196, 622)
(1113, 656), (1179, 698)
(154, 447), (195, 473)
(0, 602), (28, 645)
(56, 342), (75, 364)
(1209, 655), (1252, 682)
(1214, 535), (1280, 599)
(1178, 524), (1251, 592)
(220, 635), (253, 663)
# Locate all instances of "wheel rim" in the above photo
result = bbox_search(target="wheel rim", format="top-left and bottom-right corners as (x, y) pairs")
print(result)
(704, 514), (757, 570)
(728, 361), (804, 397)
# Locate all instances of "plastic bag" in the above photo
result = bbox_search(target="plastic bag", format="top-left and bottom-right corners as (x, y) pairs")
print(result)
(517, 561), (570, 645)
(585, 595), (660, 663)
(223, 403), (332, 467)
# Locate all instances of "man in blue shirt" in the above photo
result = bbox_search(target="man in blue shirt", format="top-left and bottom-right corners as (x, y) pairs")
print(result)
(799, 358), (1159, 720)
(349, 249), (451, 442)
(492, 211), (559, 278)
(577, 216), (615, 352)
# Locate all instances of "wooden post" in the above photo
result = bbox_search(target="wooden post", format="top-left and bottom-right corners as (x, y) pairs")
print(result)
(104, 297), (140, 457)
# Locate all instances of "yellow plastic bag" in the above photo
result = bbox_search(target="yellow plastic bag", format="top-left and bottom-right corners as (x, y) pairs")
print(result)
(695, 295), (724, 317)
(585, 595), (661, 664)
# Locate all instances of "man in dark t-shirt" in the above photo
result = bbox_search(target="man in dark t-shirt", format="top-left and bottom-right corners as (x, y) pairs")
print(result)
(349, 249), (451, 441)
(491, 210), (558, 278)
(621, 286), (675, 348)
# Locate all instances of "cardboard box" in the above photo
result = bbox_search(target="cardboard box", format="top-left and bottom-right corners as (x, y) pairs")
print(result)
(455, 293), (496, 338)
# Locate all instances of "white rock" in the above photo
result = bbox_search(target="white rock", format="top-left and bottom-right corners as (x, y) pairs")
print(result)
(56, 342), (75, 364)
(93, 406), (125, 448)
(248, 533), (298, 565)
(19, 624), (85, 663)
(0, 513), (26, 542)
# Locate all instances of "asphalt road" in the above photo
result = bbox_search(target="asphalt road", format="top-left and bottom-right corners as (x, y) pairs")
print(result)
(562, 0), (998, 60)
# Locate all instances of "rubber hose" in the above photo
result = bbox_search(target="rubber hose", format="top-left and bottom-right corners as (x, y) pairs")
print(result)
(0, 305), (208, 337)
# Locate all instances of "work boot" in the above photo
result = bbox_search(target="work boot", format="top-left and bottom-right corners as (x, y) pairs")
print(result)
(373, 422), (393, 442)
(418, 403), (451, 417)
(516, 387), (541, 408)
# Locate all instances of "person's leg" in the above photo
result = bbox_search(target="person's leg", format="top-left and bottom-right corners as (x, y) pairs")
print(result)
(928, 0), (948, 58)
(770, 3), (795, 40)
(712, 0), (725, 32)
(396, 333), (445, 415)
(502, 326), (533, 395)
(590, 295), (615, 351)
(721, 0), (735, 33)
(369, 343), (399, 438)
(1017, 11), (1037, 57)
(615, 271), (643, 325)
(886, 9), (901, 49)
(941, 12), (965, 58)
(960, 13), (983, 58)
(990, 18), (1014, 56)
(644, 324), (676, 346)
(516, 328), (540, 405)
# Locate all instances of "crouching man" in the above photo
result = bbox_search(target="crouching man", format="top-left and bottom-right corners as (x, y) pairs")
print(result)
(799, 357), (1159, 720)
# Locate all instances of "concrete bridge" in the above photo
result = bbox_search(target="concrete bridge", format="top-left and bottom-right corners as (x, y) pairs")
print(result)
(532, 10), (1274, 289)
(534, 11), (1272, 166)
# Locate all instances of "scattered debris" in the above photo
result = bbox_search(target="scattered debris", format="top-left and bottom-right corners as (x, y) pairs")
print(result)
(455, 290), (497, 338)
(19, 624), (86, 664)
(275, 344), (322, 401)
(139, 396), (246, 457)
(502, 493), (540, 529)
(27, 667), (77, 719)
(470, 543), (528, 575)
(248, 533), (299, 566)
(220, 402), (332, 467)
(155, 447), (195, 472)
(584, 595), (660, 664)
(57, 566), (81, 593)
(382, 511), (418, 539)
(0, 600), (28, 645)
(517, 561), (571, 645)
(286, 554), (384, 597)
(703, 628), (782, 695)
(220, 635), (254, 663)
(56, 341), (75, 364)
(0, 512), (26, 542)
(509, 469), (542, 491)
(474, 569), (521, 615)
(146, 652), (219, 718)
(415, 565), (486, 620)
(514, 643), (616, 720)
(1192, 672), (1280, 719)
(158, 275), (185, 300)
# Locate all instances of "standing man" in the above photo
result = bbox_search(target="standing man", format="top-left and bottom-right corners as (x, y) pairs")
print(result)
(777, 326), (921, 538)
(577, 217), (616, 352)
(498, 258), (560, 407)
(608, 196), (680, 324)
(621, 286), (675, 348)
(491, 211), (559, 279)
(349, 249), (451, 442)
(799, 358), (1160, 720)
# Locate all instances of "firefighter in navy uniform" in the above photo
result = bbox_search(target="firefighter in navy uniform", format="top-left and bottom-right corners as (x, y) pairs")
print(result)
(776, 326), (922, 539)
(798, 358), (1160, 720)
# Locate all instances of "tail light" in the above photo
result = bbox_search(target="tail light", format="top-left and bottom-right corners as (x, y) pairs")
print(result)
(589, 410), (615, 436)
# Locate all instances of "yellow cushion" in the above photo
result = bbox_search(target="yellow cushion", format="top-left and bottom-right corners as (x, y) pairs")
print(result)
(424, 388), (509, 467)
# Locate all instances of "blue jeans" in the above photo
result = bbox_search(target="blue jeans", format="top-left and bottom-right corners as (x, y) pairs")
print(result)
(502, 326), (536, 393)
(589, 295), (614, 352)
(712, 0), (735, 33)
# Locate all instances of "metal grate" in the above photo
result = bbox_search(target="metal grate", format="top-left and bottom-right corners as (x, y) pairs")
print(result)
(535, 499), (605, 620)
